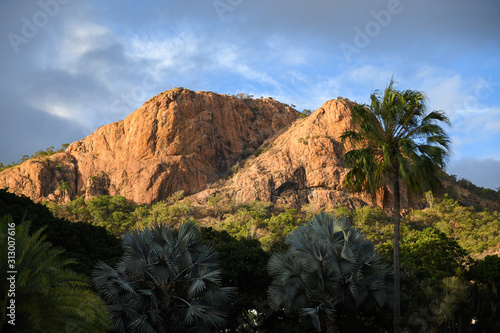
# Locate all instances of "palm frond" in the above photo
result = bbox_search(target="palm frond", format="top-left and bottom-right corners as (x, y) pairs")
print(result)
(268, 214), (392, 328)
(92, 220), (234, 332)
(1, 219), (110, 332)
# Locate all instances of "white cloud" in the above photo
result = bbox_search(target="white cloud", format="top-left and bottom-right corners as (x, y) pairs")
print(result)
(424, 74), (463, 113)
(214, 44), (280, 87)
(129, 32), (200, 73)
(57, 24), (117, 73)
(346, 65), (394, 87)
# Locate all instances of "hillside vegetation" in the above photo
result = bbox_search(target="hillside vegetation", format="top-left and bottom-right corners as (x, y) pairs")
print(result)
(46, 190), (500, 258)
(1, 188), (498, 332)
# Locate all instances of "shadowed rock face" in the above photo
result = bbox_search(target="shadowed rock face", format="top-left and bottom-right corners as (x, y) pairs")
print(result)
(0, 88), (299, 204)
(189, 99), (372, 210)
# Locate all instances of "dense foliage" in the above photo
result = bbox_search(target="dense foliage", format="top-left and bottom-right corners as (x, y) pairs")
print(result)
(409, 194), (500, 254)
(200, 228), (270, 329)
(93, 221), (236, 332)
(48, 192), (305, 251)
(0, 189), (122, 276)
(467, 255), (500, 331)
(268, 213), (393, 332)
(0, 219), (110, 332)
(2, 185), (500, 331)
(47, 191), (194, 237)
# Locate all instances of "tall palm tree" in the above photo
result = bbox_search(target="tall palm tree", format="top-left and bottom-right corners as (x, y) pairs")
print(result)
(267, 213), (392, 333)
(340, 80), (451, 332)
(93, 220), (236, 333)
(0, 216), (110, 332)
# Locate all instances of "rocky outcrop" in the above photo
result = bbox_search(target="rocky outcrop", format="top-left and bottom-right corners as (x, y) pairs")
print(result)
(3, 89), (494, 213)
(0, 153), (78, 203)
(0, 88), (299, 204)
(189, 99), (372, 210)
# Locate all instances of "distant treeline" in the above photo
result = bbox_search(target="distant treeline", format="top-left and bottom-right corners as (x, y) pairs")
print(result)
(445, 173), (500, 206)
(0, 143), (69, 172)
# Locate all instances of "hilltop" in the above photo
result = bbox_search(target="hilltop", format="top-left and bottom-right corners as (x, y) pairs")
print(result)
(1, 88), (498, 212)
(0, 88), (297, 204)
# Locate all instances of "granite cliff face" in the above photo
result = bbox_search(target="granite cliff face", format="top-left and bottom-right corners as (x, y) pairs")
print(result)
(0, 88), (299, 204)
(2, 89), (498, 212)
(189, 99), (371, 210)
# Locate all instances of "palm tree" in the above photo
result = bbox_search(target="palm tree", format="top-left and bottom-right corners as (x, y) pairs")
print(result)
(0, 216), (110, 332)
(267, 213), (392, 333)
(92, 220), (236, 333)
(340, 80), (451, 332)
(408, 276), (472, 332)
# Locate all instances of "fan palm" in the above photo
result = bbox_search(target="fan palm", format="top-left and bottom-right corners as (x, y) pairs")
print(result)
(267, 213), (392, 333)
(408, 276), (472, 332)
(340, 80), (451, 332)
(0, 216), (110, 332)
(92, 220), (236, 333)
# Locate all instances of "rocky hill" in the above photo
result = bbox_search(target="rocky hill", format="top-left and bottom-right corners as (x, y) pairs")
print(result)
(1, 88), (498, 212)
(189, 98), (371, 211)
(0, 88), (298, 204)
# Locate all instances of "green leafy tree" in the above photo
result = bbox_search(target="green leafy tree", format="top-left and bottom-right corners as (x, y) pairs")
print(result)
(137, 191), (195, 229)
(340, 80), (451, 332)
(0, 189), (122, 276)
(220, 201), (272, 240)
(93, 221), (236, 333)
(0, 217), (110, 332)
(59, 179), (71, 201)
(86, 195), (137, 236)
(402, 228), (467, 284)
(406, 195), (500, 255)
(268, 213), (392, 333)
(68, 195), (92, 222)
(380, 228), (468, 289)
(260, 208), (303, 251)
(351, 206), (395, 245)
(200, 227), (273, 331)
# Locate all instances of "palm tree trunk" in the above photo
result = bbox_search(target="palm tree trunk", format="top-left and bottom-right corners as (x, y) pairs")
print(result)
(393, 176), (402, 333)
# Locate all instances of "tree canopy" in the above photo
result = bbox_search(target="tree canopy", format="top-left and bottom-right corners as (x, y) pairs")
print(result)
(0, 218), (110, 332)
(0, 188), (122, 276)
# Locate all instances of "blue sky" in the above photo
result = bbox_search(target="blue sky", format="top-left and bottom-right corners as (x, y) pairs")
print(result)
(1, 0), (499, 189)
